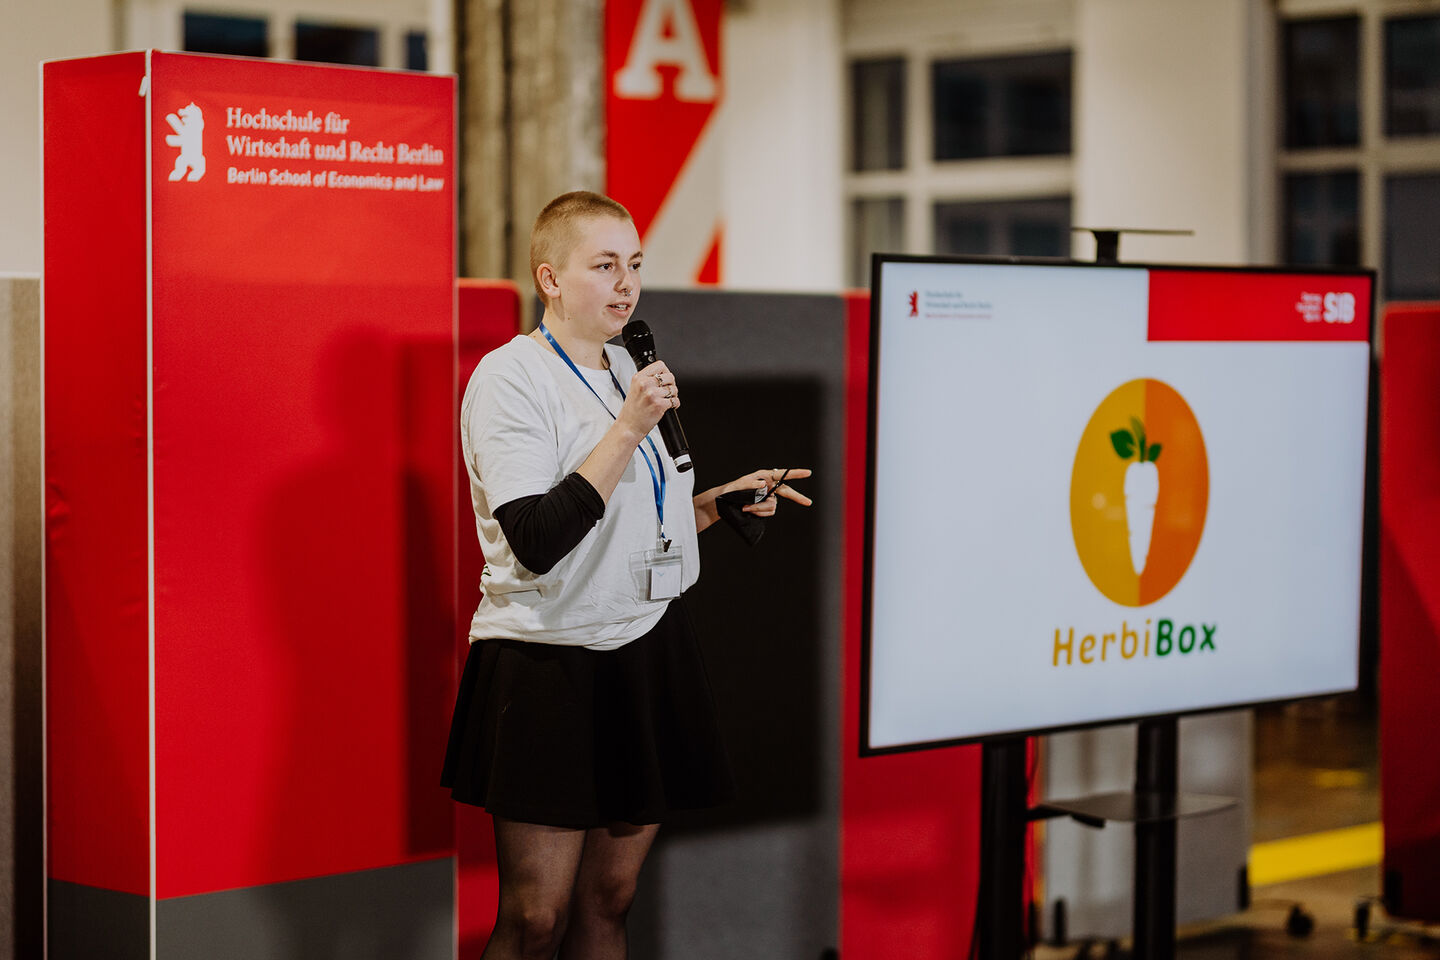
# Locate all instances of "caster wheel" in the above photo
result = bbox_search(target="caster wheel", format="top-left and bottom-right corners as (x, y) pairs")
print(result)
(1354, 900), (1371, 940)
(1286, 904), (1315, 938)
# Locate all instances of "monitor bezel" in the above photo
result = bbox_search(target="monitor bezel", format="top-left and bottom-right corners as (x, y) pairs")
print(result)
(859, 253), (1380, 756)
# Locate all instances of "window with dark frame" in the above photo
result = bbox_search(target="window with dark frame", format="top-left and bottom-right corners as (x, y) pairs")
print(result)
(931, 52), (1072, 160)
(183, 12), (268, 58)
(933, 197), (1071, 259)
(850, 197), (906, 288)
(847, 45), (1075, 284)
(1278, 8), (1440, 299)
(1384, 174), (1440, 300)
(1283, 171), (1361, 268)
(851, 58), (906, 172)
(294, 21), (380, 67)
(405, 31), (429, 72)
(1385, 14), (1440, 138)
(1282, 16), (1360, 149)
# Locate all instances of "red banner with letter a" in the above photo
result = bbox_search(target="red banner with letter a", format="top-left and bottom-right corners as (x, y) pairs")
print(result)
(605, 0), (723, 285)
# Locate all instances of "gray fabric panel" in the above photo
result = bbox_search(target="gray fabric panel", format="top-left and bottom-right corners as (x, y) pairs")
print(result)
(4, 275), (43, 960)
(625, 291), (845, 960)
(157, 857), (454, 960)
(1041, 712), (1252, 938)
(48, 880), (149, 960)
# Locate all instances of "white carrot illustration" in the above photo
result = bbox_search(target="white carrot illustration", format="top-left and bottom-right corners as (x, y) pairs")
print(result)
(1111, 417), (1162, 576)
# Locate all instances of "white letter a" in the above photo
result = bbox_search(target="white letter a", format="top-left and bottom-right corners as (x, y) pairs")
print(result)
(614, 0), (717, 103)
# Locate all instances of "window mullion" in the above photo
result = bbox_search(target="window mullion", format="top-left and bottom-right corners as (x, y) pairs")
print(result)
(1378, 137), (1440, 170)
(1250, 0), (1280, 264)
(908, 53), (930, 255)
(1277, 148), (1365, 171)
(273, 13), (295, 61)
(1361, 4), (1386, 273)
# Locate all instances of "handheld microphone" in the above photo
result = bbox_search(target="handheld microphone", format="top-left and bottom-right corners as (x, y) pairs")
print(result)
(621, 320), (693, 473)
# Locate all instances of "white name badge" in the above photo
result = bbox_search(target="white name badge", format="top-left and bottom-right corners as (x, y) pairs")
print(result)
(631, 543), (685, 601)
(648, 555), (683, 600)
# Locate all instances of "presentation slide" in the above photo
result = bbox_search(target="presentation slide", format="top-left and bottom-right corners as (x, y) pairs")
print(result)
(864, 259), (1373, 751)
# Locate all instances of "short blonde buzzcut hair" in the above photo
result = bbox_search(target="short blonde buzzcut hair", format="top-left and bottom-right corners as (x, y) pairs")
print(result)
(530, 191), (634, 304)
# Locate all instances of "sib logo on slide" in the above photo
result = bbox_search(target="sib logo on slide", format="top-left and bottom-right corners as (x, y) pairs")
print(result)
(1069, 379), (1208, 607)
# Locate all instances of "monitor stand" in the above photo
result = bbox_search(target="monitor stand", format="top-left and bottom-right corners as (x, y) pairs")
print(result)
(977, 717), (1238, 960)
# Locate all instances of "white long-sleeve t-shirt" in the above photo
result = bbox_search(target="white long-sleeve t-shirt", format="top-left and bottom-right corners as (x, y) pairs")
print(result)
(461, 335), (699, 650)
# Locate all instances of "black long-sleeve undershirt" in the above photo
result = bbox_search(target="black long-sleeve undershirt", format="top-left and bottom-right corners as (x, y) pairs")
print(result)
(493, 472), (606, 575)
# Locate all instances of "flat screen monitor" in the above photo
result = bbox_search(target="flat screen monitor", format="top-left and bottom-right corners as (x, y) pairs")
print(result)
(862, 256), (1375, 753)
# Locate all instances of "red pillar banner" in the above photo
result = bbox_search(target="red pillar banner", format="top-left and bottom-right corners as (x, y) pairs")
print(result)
(840, 292), (986, 957)
(1380, 303), (1440, 923)
(605, 0), (723, 285)
(45, 51), (456, 950)
(453, 280), (524, 958)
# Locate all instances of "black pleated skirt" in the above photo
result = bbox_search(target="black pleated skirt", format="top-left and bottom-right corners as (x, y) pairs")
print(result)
(440, 597), (734, 828)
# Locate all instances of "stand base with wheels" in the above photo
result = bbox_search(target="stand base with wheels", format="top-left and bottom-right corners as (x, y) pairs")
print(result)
(978, 718), (1236, 960)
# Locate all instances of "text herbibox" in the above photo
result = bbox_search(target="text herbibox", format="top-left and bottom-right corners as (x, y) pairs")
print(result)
(44, 52), (456, 958)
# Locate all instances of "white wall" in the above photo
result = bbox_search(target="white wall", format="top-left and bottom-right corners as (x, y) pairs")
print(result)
(721, 0), (845, 291)
(119, 1), (434, 64)
(0, 0), (115, 275)
(1072, 0), (1253, 264)
(0, 0), (447, 277)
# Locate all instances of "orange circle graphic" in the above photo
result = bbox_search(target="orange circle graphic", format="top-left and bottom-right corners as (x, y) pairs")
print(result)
(1070, 379), (1208, 607)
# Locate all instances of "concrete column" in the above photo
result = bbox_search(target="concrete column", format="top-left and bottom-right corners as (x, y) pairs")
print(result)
(722, 0), (845, 291)
(458, 0), (604, 319)
(1, 274), (43, 960)
(1072, 0), (1252, 264)
(458, 0), (511, 282)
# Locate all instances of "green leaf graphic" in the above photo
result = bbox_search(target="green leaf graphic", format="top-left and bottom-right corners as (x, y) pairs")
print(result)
(1130, 417), (1147, 461)
(1147, 443), (1162, 462)
(1110, 429), (1136, 459)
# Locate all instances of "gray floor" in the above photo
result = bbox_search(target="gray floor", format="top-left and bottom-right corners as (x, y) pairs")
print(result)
(1252, 696), (1378, 843)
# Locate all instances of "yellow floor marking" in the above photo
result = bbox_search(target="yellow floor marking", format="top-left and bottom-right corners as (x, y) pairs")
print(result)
(1250, 821), (1383, 886)
(1311, 768), (1367, 789)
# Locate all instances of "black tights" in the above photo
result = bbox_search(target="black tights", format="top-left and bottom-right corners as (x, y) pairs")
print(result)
(481, 816), (660, 960)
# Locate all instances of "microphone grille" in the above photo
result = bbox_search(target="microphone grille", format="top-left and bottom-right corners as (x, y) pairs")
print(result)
(621, 320), (650, 344)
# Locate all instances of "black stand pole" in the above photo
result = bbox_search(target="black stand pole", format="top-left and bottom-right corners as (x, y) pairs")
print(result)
(978, 737), (1029, 960)
(1092, 229), (1121, 264)
(1132, 717), (1179, 960)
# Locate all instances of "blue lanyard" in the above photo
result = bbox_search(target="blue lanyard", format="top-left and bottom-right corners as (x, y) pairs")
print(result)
(538, 323), (668, 544)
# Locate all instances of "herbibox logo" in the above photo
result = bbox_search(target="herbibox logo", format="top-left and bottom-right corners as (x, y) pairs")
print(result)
(165, 102), (206, 182)
(1069, 379), (1208, 607)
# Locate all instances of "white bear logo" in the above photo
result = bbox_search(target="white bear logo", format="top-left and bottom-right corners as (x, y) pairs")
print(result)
(165, 103), (205, 182)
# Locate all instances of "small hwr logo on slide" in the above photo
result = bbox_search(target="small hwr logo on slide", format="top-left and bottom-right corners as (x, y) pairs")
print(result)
(165, 102), (206, 182)
(908, 291), (919, 317)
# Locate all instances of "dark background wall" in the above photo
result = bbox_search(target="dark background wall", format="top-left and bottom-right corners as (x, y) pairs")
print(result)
(627, 290), (848, 960)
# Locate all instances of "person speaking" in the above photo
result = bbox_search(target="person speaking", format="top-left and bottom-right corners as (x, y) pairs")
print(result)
(441, 190), (812, 960)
